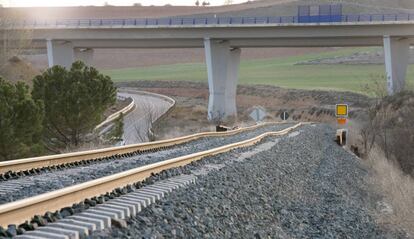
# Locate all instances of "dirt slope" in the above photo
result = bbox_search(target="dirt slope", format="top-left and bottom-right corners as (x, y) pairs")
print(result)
(0, 57), (39, 85)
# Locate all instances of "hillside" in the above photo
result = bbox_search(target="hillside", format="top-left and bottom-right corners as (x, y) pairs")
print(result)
(0, 1), (304, 20)
(185, 0), (414, 18)
(2, 0), (414, 20)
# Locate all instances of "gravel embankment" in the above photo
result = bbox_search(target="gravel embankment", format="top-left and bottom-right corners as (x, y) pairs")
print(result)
(0, 123), (293, 205)
(92, 124), (407, 238)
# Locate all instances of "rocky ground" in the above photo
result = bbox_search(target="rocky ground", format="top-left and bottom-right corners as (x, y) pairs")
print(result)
(0, 123), (293, 205)
(91, 124), (409, 238)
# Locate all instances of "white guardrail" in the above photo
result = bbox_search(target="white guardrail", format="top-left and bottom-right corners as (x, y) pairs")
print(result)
(95, 95), (135, 130)
(95, 90), (176, 130)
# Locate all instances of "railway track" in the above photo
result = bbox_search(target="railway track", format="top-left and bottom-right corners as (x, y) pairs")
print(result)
(0, 122), (289, 176)
(0, 122), (304, 238)
(0, 122), (296, 205)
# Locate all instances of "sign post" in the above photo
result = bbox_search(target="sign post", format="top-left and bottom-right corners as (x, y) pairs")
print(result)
(335, 104), (348, 145)
(280, 111), (289, 121)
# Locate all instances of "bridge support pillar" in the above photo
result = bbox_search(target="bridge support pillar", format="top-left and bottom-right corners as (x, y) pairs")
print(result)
(46, 40), (74, 69)
(383, 36), (410, 95)
(74, 48), (94, 66)
(204, 39), (241, 122)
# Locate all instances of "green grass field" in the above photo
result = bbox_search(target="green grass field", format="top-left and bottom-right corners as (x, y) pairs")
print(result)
(104, 47), (414, 94)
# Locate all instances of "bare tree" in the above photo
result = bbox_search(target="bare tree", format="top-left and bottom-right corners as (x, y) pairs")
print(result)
(0, 13), (32, 73)
(359, 74), (389, 156)
(134, 101), (157, 142)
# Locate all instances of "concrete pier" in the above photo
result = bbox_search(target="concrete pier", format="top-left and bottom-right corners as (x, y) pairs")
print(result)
(204, 39), (241, 121)
(383, 36), (410, 95)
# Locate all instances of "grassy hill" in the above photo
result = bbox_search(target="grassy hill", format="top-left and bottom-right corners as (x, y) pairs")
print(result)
(104, 47), (414, 94)
(3, 0), (414, 21)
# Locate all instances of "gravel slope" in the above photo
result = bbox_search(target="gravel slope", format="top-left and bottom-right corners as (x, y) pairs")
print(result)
(0, 123), (293, 205)
(92, 124), (408, 238)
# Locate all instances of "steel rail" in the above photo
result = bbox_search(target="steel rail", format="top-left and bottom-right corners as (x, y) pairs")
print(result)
(94, 96), (135, 130)
(0, 122), (303, 228)
(0, 122), (290, 174)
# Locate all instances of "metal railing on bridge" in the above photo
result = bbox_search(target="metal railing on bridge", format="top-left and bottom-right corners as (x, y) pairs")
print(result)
(12, 13), (414, 28)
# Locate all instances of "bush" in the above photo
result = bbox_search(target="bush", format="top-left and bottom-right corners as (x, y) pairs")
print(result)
(361, 90), (414, 176)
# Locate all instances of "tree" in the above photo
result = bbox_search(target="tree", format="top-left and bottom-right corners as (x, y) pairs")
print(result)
(0, 78), (44, 161)
(134, 101), (156, 142)
(195, 0), (200, 6)
(32, 61), (116, 151)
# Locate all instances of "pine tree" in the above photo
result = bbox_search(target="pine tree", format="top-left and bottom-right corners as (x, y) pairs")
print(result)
(0, 78), (44, 160)
(32, 61), (116, 151)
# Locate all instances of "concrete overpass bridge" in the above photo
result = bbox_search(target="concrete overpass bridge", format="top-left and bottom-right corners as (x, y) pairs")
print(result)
(3, 14), (414, 121)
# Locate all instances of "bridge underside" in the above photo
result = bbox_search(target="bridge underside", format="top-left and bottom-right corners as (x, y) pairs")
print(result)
(30, 37), (414, 49)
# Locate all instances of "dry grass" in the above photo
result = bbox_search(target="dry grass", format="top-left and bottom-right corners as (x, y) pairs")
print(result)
(365, 147), (414, 235)
(192, 105), (207, 114)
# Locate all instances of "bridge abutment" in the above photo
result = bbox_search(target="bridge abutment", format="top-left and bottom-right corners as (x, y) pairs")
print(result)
(383, 36), (410, 95)
(204, 39), (241, 122)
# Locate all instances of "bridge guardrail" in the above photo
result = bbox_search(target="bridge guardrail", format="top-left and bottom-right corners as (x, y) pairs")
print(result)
(8, 13), (414, 28)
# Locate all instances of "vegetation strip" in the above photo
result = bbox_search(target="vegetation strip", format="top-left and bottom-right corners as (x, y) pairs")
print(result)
(0, 122), (288, 177)
(0, 123), (303, 228)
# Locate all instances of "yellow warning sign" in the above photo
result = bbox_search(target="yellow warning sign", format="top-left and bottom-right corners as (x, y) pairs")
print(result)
(336, 104), (348, 117)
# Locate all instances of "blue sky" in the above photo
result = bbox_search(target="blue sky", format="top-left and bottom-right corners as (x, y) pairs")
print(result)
(1, 0), (247, 7)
